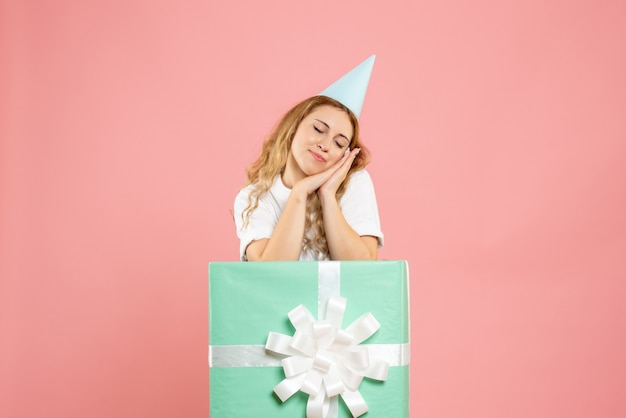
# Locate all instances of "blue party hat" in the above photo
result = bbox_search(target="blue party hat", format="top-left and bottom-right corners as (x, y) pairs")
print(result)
(319, 55), (376, 119)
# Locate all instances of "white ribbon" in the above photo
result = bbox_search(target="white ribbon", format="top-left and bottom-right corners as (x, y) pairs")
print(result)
(210, 343), (409, 368)
(265, 294), (389, 418)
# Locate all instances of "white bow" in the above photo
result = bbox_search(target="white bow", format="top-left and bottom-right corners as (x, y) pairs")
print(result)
(265, 295), (389, 418)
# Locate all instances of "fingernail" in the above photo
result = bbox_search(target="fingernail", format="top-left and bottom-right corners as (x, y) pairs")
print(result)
(355, 148), (361, 155)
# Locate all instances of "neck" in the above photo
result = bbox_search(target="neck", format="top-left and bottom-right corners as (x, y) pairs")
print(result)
(281, 153), (305, 189)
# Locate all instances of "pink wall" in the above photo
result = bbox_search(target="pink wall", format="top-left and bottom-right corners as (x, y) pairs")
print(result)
(1, 0), (625, 417)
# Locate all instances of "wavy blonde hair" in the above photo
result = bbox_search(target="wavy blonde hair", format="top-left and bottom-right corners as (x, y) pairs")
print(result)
(241, 95), (370, 259)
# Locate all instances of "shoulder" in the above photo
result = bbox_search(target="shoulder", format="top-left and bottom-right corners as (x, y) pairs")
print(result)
(346, 169), (375, 190)
(233, 175), (286, 214)
(234, 183), (256, 208)
(235, 176), (280, 199)
(340, 169), (378, 206)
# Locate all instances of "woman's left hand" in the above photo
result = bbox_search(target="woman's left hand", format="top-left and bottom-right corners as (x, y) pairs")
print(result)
(318, 147), (360, 200)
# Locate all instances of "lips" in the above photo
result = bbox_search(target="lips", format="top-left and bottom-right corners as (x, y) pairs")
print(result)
(309, 150), (326, 162)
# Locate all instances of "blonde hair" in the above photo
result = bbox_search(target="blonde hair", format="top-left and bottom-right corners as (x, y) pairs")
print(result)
(242, 95), (370, 259)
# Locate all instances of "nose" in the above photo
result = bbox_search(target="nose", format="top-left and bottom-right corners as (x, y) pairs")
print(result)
(317, 138), (330, 151)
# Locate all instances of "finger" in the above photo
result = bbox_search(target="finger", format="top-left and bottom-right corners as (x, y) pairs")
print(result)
(333, 148), (355, 171)
(325, 148), (360, 186)
(333, 148), (351, 167)
(337, 147), (360, 173)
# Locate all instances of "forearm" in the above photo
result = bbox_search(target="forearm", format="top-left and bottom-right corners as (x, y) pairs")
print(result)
(251, 190), (307, 261)
(320, 195), (377, 260)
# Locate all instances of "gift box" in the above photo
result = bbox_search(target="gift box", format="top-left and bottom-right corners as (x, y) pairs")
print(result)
(209, 261), (410, 417)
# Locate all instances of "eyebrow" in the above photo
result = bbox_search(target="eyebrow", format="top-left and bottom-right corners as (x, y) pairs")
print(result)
(314, 119), (350, 142)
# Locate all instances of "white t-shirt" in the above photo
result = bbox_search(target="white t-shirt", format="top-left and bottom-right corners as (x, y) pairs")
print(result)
(233, 169), (384, 261)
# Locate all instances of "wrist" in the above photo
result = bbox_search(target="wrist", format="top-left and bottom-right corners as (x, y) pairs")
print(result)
(290, 183), (310, 202)
(318, 188), (337, 206)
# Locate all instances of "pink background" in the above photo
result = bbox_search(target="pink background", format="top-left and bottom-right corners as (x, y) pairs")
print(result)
(1, 0), (625, 417)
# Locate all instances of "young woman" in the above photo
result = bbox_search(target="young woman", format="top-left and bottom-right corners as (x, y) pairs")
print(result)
(233, 95), (383, 261)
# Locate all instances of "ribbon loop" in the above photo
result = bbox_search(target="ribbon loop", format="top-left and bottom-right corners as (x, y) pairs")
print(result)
(345, 313), (380, 344)
(291, 330), (318, 357)
(325, 295), (346, 328)
(341, 389), (369, 418)
(282, 355), (313, 377)
(365, 360), (389, 381)
(313, 351), (333, 373)
(323, 366), (346, 397)
(301, 369), (323, 395)
(307, 390), (330, 418)
(340, 347), (369, 369)
(289, 305), (316, 332)
(274, 374), (306, 402)
(265, 332), (296, 356)
(333, 329), (354, 347)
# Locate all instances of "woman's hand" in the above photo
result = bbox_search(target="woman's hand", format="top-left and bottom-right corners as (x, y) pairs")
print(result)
(318, 148), (360, 200)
